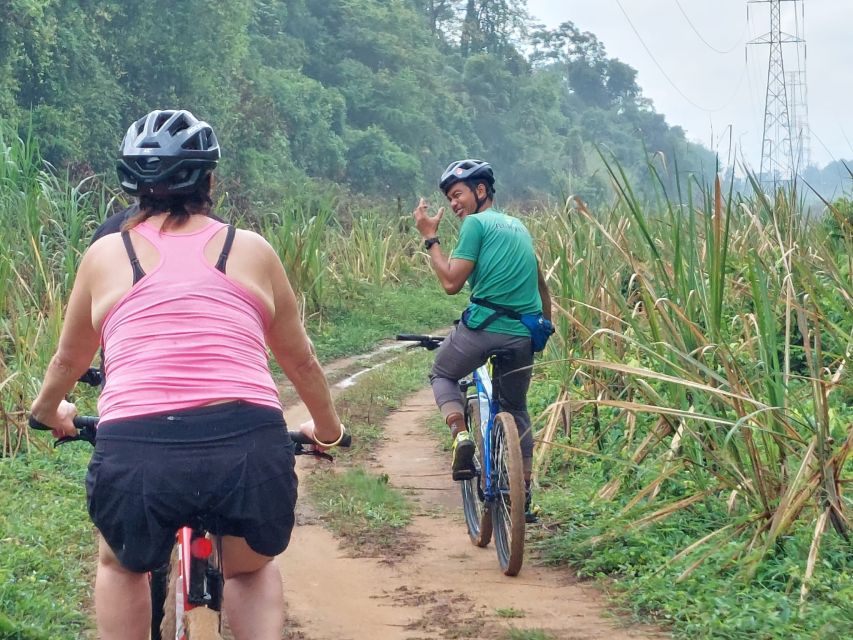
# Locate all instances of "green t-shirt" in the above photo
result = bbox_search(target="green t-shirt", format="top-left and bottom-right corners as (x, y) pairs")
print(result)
(451, 208), (541, 336)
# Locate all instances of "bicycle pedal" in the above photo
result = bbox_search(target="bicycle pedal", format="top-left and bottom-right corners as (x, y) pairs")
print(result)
(452, 468), (476, 481)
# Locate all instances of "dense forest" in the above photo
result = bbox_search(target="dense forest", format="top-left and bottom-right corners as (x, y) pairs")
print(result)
(0, 0), (717, 206)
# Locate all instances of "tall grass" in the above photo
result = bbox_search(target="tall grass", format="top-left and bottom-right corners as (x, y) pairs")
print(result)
(530, 159), (851, 591)
(0, 125), (104, 455)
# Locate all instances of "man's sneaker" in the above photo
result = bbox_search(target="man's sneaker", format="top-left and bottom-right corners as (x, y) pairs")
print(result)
(451, 431), (476, 481)
(524, 490), (539, 524)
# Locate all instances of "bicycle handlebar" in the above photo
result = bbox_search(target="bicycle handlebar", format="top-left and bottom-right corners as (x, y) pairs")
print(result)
(28, 413), (351, 458)
(28, 414), (98, 446)
(289, 430), (352, 460)
(396, 334), (445, 350)
(28, 367), (352, 456)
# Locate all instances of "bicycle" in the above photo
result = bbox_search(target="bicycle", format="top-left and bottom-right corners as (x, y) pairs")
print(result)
(29, 368), (350, 640)
(396, 333), (526, 576)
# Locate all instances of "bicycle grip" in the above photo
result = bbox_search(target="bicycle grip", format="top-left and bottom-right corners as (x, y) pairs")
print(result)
(396, 334), (428, 342)
(28, 415), (99, 431)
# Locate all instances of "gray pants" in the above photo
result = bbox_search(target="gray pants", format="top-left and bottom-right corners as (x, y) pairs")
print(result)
(429, 323), (535, 462)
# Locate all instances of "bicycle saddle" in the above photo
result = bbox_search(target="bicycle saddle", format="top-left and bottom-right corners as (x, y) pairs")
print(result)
(484, 348), (513, 363)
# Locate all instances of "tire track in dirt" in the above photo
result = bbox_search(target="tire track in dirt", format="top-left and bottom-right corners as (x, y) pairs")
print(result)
(277, 387), (667, 640)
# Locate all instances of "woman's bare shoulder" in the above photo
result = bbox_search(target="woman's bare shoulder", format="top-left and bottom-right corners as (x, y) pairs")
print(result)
(84, 232), (126, 263)
(233, 228), (279, 260)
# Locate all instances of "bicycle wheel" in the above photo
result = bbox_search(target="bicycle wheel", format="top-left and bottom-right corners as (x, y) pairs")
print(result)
(490, 412), (525, 576)
(158, 535), (224, 640)
(185, 607), (221, 639)
(149, 560), (171, 640)
(460, 397), (492, 547)
(185, 534), (224, 640)
(158, 546), (179, 640)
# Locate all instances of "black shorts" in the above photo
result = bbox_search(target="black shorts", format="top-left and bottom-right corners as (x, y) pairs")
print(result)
(86, 401), (297, 573)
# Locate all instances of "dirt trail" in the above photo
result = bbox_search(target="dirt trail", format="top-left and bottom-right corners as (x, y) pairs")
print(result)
(278, 388), (667, 640)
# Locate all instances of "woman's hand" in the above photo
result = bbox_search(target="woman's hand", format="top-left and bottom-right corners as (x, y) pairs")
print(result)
(413, 197), (444, 239)
(31, 399), (78, 439)
(298, 419), (344, 451)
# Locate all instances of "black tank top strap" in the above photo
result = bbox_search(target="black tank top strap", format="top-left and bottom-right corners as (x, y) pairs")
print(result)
(215, 224), (236, 273)
(121, 230), (146, 284)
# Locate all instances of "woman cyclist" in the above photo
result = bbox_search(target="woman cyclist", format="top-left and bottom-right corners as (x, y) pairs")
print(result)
(30, 109), (344, 640)
(413, 159), (551, 521)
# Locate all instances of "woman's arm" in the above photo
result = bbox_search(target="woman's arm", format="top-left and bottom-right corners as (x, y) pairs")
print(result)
(262, 241), (342, 444)
(31, 252), (101, 435)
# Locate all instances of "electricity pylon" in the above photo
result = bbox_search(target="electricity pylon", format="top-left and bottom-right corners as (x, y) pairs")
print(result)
(748, 0), (805, 184)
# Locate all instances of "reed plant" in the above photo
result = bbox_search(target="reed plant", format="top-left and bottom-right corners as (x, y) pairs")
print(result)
(530, 158), (851, 592)
(331, 212), (418, 287)
(0, 123), (103, 455)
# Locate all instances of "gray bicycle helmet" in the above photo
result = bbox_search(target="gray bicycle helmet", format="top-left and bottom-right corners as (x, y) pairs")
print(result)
(116, 109), (220, 197)
(438, 159), (495, 194)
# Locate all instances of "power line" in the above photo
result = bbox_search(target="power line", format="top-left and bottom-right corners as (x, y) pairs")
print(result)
(839, 125), (853, 159)
(809, 127), (838, 166)
(672, 0), (747, 54)
(615, 0), (747, 113)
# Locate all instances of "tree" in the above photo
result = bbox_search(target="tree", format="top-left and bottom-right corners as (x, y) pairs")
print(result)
(345, 126), (420, 196)
(460, 0), (527, 58)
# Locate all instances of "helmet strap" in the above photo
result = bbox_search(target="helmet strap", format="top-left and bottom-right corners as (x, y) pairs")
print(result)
(470, 181), (488, 213)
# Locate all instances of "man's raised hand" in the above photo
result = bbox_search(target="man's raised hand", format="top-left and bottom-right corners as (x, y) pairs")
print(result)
(413, 197), (444, 239)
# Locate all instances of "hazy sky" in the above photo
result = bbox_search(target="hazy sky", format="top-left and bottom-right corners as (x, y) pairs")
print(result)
(526, 0), (852, 170)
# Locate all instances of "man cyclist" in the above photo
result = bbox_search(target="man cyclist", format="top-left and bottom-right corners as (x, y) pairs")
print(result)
(412, 159), (551, 522)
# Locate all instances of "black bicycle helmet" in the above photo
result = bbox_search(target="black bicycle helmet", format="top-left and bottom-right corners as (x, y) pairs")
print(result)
(116, 109), (220, 197)
(438, 159), (495, 194)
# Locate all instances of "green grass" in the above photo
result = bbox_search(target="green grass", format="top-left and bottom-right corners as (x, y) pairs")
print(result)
(502, 629), (554, 640)
(307, 281), (462, 361)
(533, 452), (853, 640)
(309, 467), (411, 548)
(495, 607), (525, 619)
(0, 448), (94, 640)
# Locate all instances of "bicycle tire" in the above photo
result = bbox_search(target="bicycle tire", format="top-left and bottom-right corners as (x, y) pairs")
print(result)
(159, 538), (224, 640)
(149, 561), (171, 640)
(185, 607), (221, 640)
(158, 547), (178, 640)
(490, 412), (525, 576)
(460, 398), (492, 547)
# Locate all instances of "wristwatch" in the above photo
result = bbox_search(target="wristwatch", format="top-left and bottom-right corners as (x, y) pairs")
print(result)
(424, 237), (440, 250)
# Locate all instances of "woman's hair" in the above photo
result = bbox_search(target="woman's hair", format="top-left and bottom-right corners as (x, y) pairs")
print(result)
(122, 174), (214, 232)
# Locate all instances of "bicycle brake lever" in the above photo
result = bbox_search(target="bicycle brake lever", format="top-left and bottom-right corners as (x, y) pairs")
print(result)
(292, 441), (336, 461)
(78, 367), (103, 387)
(54, 434), (84, 447)
(54, 425), (96, 447)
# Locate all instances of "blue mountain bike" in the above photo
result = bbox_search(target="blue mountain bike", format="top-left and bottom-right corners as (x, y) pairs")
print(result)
(398, 334), (525, 576)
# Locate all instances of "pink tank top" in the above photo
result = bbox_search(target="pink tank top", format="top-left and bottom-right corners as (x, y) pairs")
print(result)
(97, 219), (282, 423)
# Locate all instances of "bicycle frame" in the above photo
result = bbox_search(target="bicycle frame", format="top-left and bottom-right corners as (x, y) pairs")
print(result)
(470, 361), (500, 503)
(171, 528), (223, 640)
